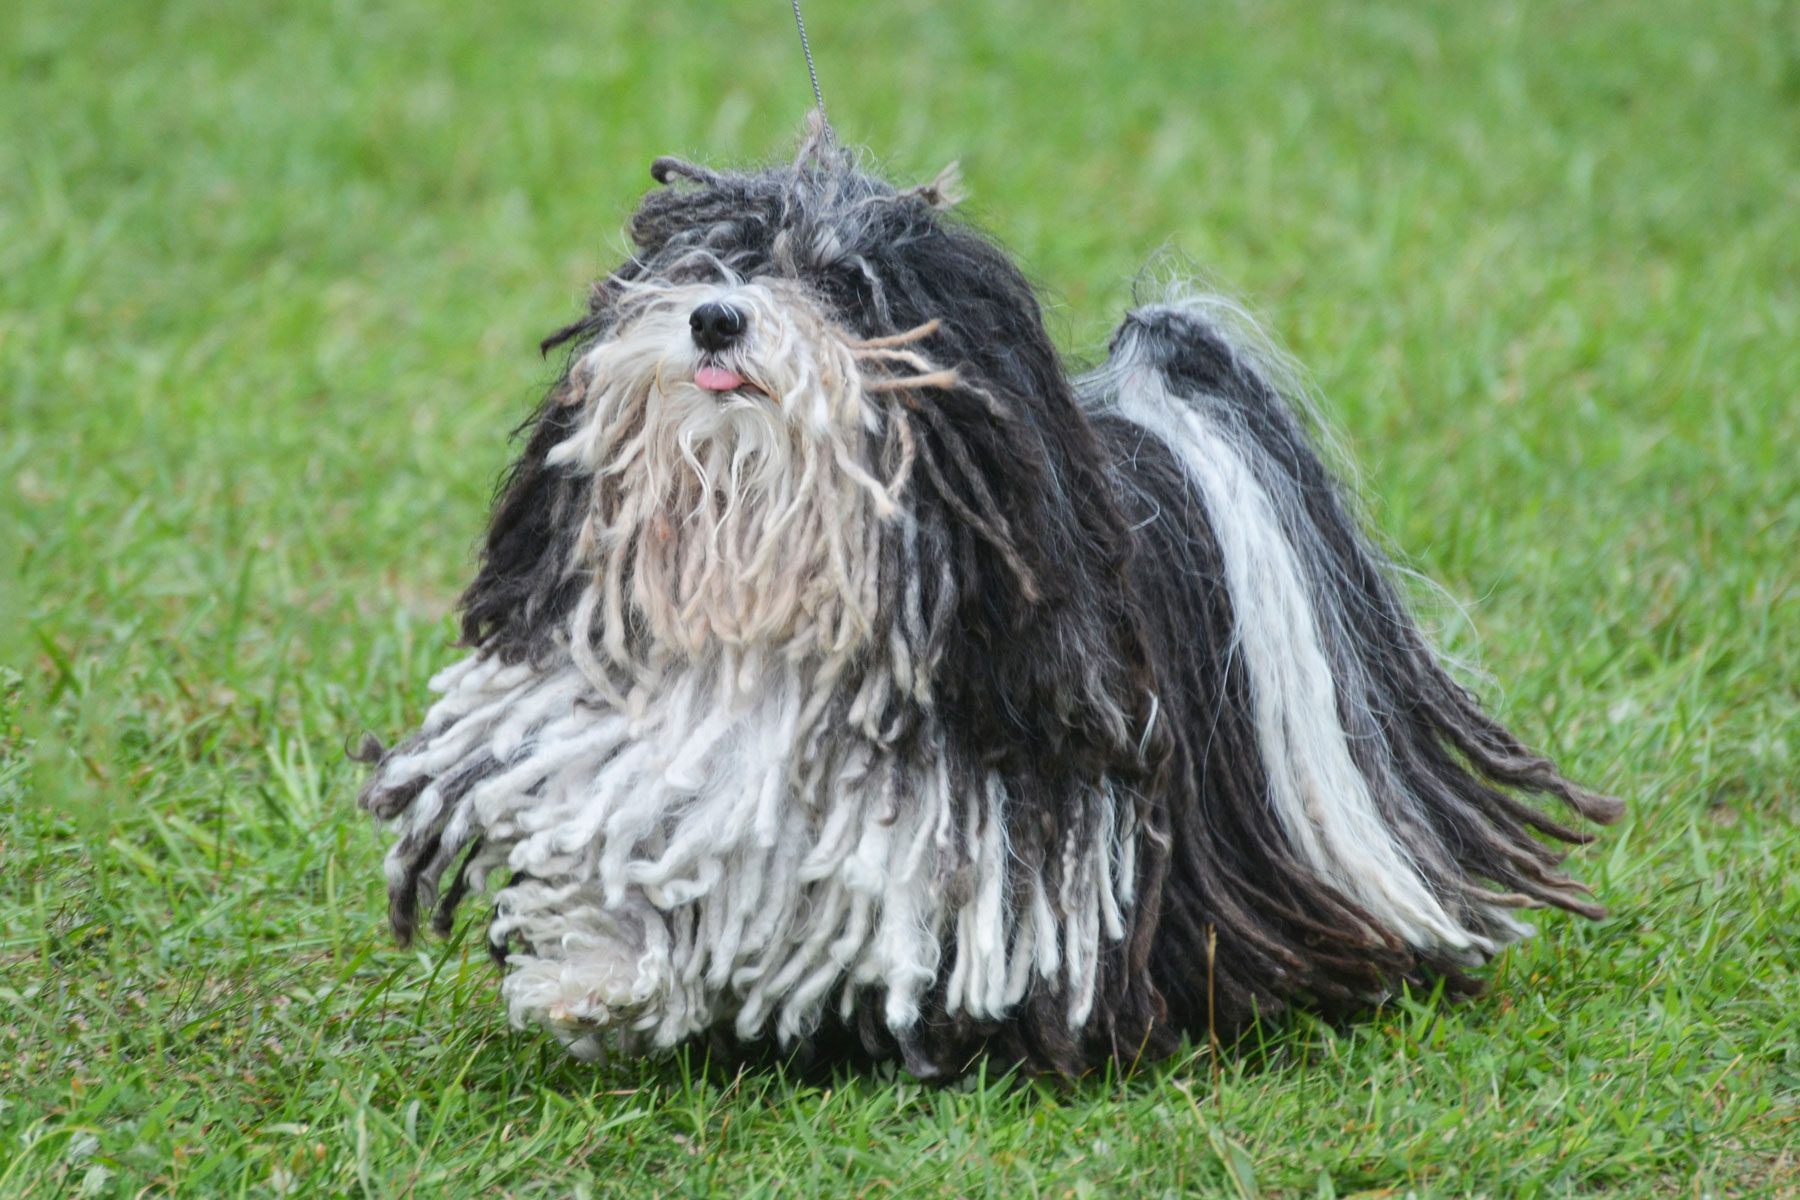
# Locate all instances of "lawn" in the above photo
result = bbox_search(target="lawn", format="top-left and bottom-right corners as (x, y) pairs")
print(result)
(3, 0), (1797, 1195)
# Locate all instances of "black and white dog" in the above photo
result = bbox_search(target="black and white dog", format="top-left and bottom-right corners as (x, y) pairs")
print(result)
(359, 121), (1619, 1078)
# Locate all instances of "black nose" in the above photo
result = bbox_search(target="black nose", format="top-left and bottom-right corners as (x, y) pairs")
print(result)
(689, 301), (745, 353)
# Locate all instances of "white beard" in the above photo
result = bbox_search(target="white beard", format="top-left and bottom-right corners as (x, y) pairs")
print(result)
(545, 278), (904, 683)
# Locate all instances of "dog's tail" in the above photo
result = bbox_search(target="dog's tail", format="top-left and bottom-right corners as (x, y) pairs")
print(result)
(1078, 296), (1620, 1013)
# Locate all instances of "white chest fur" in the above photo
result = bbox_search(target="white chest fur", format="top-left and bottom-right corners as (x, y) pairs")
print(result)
(370, 650), (1136, 1061)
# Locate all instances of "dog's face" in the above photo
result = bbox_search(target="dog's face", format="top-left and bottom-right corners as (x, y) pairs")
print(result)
(544, 272), (880, 532)
(547, 277), (862, 461)
(478, 127), (1078, 675)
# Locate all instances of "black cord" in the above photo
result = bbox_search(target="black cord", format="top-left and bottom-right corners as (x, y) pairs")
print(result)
(790, 0), (827, 122)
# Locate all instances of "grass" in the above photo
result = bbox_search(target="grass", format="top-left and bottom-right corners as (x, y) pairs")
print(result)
(3, 0), (1797, 1194)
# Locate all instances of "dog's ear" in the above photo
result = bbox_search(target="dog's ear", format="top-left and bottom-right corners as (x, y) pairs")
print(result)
(459, 240), (670, 661)
(457, 369), (591, 663)
(874, 220), (1160, 784)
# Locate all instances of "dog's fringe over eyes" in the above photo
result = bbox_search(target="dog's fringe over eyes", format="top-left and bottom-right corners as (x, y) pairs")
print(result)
(358, 119), (1621, 1079)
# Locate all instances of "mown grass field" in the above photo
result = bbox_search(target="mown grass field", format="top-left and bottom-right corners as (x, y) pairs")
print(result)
(4, 0), (1798, 1195)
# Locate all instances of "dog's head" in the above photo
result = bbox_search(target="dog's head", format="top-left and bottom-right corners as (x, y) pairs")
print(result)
(460, 119), (1118, 696)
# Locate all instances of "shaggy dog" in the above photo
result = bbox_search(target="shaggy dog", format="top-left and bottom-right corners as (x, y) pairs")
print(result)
(358, 121), (1619, 1078)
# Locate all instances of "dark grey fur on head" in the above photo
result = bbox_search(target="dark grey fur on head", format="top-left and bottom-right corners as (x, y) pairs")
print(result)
(359, 119), (1621, 1079)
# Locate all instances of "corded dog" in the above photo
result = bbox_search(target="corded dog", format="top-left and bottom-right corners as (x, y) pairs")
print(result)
(358, 120), (1619, 1078)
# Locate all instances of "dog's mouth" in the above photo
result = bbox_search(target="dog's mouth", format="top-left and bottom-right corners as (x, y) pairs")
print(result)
(694, 363), (769, 399)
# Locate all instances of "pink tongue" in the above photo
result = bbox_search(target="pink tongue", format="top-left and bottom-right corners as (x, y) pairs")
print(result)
(695, 365), (744, 392)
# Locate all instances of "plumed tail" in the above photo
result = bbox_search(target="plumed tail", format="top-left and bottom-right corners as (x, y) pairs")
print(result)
(1079, 298), (1619, 1019)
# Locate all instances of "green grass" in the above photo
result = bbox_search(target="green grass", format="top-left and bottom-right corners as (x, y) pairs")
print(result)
(4, 0), (1798, 1194)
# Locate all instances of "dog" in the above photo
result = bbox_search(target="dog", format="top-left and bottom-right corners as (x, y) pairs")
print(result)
(358, 119), (1620, 1078)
